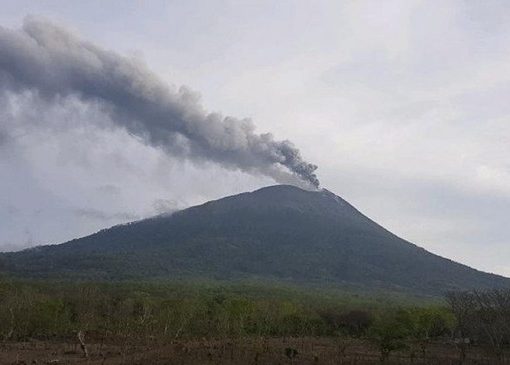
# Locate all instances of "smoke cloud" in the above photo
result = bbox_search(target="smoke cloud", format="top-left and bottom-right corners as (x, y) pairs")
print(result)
(0, 18), (319, 188)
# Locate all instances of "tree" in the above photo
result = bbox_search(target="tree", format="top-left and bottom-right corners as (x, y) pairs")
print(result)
(370, 309), (413, 362)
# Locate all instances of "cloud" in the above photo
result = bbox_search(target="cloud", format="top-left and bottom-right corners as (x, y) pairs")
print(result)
(152, 199), (180, 215)
(0, 129), (8, 145)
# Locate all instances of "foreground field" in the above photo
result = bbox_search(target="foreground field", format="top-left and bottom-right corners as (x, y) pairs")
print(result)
(2, 280), (510, 364)
(2, 337), (510, 365)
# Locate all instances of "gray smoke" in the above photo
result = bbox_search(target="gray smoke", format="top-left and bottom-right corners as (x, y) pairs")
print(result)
(0, 18), (319, 188)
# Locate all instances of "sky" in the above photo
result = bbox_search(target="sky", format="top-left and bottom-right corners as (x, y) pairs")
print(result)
(0, 0), (509, 276)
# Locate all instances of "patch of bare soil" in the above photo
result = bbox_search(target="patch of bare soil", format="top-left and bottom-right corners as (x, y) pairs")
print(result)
(0, 338), (508, 365)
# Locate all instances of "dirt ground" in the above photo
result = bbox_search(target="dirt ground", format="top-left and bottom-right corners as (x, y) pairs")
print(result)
(1, 337), (509, 365)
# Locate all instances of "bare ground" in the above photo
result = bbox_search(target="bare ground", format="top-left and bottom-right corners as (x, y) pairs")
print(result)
(1, 337), (510, 365)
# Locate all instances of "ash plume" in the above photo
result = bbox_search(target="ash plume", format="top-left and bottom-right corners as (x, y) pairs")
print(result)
(0, 18), (319, 188)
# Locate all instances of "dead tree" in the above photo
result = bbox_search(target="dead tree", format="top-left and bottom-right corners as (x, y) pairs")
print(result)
(445, 291), (476, 363)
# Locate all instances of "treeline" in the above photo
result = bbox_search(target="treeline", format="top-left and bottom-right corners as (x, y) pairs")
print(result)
(0, 280), (446, 340)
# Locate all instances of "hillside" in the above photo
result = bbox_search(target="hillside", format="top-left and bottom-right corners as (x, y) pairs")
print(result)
(1, 185), (508, 294)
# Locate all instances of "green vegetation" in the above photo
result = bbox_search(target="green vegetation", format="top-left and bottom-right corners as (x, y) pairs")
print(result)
(0, 278), (447, 343)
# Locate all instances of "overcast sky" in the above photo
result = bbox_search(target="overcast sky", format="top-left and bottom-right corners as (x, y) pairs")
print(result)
(1, 0), (509, 276)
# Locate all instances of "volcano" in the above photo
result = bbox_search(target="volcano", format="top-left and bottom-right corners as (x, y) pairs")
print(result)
(1, 185), (508, 294)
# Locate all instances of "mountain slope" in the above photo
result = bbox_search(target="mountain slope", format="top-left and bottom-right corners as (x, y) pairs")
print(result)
(1, 185), (508, 294)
